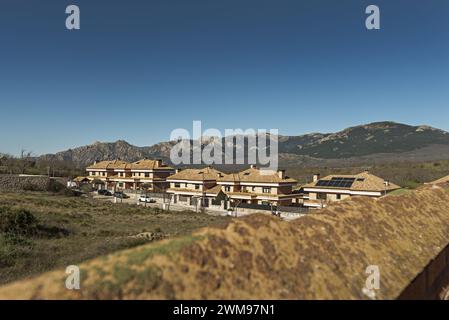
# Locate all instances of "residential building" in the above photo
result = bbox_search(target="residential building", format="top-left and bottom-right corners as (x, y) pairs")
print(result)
(166, 165), (298, 208)
(85, 159), (175, 192)
(302, 170), (400, 208)
(166, 167), (224, 207)
(216, 165), (298, 206)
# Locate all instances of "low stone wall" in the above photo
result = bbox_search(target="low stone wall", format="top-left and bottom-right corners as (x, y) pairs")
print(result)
(0, 175), (56, 192)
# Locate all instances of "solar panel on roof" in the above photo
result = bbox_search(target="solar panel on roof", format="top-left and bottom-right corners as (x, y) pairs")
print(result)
(315, 177), (355, 188)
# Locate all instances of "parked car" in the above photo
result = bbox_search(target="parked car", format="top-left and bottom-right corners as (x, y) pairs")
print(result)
(98, 189), (112, 196)
(113, 192), (129, 199)
(139, 195), (156, 203)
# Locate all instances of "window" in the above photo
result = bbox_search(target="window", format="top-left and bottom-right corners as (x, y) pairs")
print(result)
(263, 187), (271, 193)
(195, 184), (200, 190)
(317, 193), (327, 200)
(252, 187), (256, 191)
(224, 186), (231, 192)
(336, 194), (341, 200)
(174, 183), (180, 188)
(145, 173), (150, 178)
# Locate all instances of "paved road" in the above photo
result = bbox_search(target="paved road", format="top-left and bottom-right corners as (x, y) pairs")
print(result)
(92, 193), (304, 220)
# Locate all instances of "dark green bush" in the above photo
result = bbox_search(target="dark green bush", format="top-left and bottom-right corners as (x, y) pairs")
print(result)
(0, 207), (39, 236)
(46, 179), (65, 193)
(58, 188), (82, 197)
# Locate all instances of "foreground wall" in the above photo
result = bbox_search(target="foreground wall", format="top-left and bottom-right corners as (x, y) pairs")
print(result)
(0, 187), (449, 299)
(0, 175), (51, 191)
(399, 243), (449, 299)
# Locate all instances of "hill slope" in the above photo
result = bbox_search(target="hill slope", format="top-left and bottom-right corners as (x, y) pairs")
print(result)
(38, 122), (449, 168)
(1, 187), (448, 299)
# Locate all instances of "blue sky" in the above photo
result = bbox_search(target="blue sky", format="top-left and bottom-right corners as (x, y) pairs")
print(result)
(0, 0), (448, 155)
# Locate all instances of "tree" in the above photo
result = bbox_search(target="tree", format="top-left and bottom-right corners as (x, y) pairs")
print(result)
(18, 149), (33, 174)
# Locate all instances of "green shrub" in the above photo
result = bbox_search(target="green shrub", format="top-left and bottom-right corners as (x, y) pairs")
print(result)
(401, 180), (421, 189)
(81, 184), (93, 193)
(46, 180), (65, 193)
(58, 188), (82, 197)
(0, 234), (34, 268)
(0, 207), (39, 236)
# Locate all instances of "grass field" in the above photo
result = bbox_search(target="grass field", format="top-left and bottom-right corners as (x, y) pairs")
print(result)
(0, 192), (231, 285)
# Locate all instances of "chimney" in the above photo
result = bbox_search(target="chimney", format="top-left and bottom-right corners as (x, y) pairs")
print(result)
(313, 173), (320, 182)
(175, 168), (181, 174)
(94, 160), (98, 165)
(278, 170), (285, 179)
(155, 159), (162, 167)
(384, 180), (390, 187)
(250, 164), (256, 169)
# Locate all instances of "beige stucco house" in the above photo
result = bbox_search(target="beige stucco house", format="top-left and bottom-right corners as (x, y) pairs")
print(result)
(216, 165), (298, 206)
(302, 171), (400, 208)
(166, 165), (298, 209)
(86, 159), (174, 192)
(166, 167), (224, 207)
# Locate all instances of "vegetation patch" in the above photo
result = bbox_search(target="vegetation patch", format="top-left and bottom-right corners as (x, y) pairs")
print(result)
(127, 235), (204, 265)
(0, 207), (39, 236)
(0, 192), (229, 285)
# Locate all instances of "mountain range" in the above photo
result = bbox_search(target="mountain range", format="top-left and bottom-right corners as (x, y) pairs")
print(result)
(38, 121), (449, 168)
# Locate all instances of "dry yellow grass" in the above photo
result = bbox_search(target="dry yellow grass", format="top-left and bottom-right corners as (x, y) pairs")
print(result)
(1, 186), (449, 299)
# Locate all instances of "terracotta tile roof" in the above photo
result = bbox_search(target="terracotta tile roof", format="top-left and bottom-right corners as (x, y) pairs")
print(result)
(205, 185), (223, 195)
(86, 159), (173, 171)
(130, 159), (173, 170)
(73, 176), (89, 182)
(217, 167), (297, 184)
(167, 167), (224, 181)
(303, 171), (400, 192)
(86, 160), (129, 170)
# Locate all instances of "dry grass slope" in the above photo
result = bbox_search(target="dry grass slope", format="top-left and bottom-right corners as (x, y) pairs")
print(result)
(1, 187), (449, 299)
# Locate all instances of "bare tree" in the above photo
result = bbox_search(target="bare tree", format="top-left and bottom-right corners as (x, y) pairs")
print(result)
(18, 149), (33, 174)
